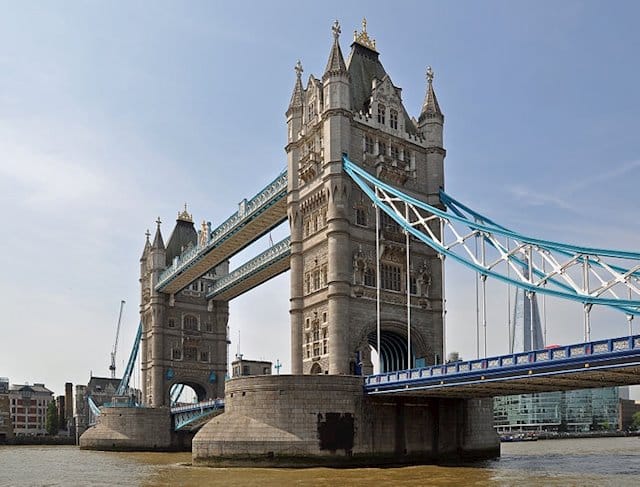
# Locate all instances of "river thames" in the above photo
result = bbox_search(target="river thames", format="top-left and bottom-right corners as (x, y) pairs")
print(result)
(1, 437), (639, 486)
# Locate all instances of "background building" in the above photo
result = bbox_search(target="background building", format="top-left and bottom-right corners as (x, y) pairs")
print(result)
(0, 377), (14, 441)
(231, 356), (272, 377)
(8, 383), (53, 436)
(494, 287), (626, 433)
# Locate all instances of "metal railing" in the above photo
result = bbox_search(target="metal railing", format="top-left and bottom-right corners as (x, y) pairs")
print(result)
(206, 237), (290, 298)
(365, 333), (640, 388)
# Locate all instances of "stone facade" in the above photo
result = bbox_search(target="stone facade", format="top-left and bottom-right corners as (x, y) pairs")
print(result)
(8, 383), (53, 436)
(0, 378), (14, 441)
(139, 210), (230, 406)
(192, 375), (499, 466)
(286, 21), (446, 375)
(231, 357), (272, 377)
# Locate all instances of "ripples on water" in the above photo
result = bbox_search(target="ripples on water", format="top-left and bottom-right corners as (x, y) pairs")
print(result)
(1, 438), (639, 486)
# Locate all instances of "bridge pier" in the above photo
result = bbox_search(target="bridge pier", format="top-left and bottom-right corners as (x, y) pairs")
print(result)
(78, 406), (197, 452)
(192, 375), (499, 466)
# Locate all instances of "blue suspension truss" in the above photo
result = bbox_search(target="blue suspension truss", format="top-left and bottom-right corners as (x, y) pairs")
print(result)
(115, 322), (142, 397)
(87, 396), (101, 417)
(343, 156), (640, 316)
(170, 384), (185, 406)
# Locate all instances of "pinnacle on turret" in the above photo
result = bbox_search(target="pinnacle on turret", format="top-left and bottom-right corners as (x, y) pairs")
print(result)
(140, 229), (151, 260)
(419, 66), (443, 123)
(152, 217), (165, 250)
(323, 20), (348, 80)
(287, 60), (304, 115)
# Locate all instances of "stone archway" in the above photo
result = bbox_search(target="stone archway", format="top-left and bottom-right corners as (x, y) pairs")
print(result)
(355, 320), (433, 373)
(310, 363), (323, 374)
(167, 380), (208, 405)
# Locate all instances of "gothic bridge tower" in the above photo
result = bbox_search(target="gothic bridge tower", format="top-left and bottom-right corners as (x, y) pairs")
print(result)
(139, 208), (229, 407)
(286, 20), (446, 375)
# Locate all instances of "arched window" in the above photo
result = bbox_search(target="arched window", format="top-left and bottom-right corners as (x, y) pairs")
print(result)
(377, 104), (386, 124)
(364, 267), (376, 287)
(390, 109), (398, 129)
(183, 315), (198, 331)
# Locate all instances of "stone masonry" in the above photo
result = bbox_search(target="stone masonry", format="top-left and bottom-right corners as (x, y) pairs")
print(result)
(139, 210), (229, 406)
(286, 20), (445, 376)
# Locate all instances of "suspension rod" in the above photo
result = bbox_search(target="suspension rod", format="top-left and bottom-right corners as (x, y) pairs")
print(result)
(375, 191), (382, 373)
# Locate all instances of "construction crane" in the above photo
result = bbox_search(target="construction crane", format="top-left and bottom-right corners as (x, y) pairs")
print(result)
(109, 300), (126, 379)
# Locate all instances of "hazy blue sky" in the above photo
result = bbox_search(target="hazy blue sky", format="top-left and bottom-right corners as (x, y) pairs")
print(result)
(1, 1), (639, 398)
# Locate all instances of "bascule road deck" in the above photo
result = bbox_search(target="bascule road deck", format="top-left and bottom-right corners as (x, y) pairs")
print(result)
(365, 334), (640, 398)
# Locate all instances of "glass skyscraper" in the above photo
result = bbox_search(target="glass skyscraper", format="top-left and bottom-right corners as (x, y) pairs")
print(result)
(494, 286), (622, 433)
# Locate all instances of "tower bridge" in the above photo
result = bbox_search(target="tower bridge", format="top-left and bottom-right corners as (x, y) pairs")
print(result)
(80, 19), (640, 466)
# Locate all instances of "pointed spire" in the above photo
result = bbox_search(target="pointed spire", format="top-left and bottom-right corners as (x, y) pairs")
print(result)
(353, 17), (377, 52)
(323, 20), (347, 79)
(140, 229), (151, 260)
(152, 217), (165, 250)
(419, 66), (443, 122)
(287, 60), (304, 112)
(177, 203), (193, 223)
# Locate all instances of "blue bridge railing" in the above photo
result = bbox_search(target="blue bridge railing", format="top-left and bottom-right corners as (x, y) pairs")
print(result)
(206, 237), (290, 299)
(171, 398), (225, 431)
(365, 333), (640, 393)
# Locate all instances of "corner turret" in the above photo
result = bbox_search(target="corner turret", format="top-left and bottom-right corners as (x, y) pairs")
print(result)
(322, 20), (350, 113)
(418, 66), (444, 147)
(150, 217), (166, 277)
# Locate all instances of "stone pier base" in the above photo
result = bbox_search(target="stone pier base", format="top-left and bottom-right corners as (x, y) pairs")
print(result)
(192, 375), (499, 467)
(79, 406), (171, 451)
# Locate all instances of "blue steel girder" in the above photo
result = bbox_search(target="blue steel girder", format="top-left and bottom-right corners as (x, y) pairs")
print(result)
(343, 156), (640, 315)
(206, 237), (291, 301)
(171, 398), (224, 430)
(365, 334), (640, 398)
(115, 322), (142, 397)
(156, 170), (288, 294)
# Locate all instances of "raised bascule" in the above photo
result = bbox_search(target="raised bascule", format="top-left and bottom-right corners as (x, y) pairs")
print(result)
(80, 20), (640, 465)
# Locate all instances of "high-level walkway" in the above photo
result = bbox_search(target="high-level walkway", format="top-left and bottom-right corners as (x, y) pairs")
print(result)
(156, 170), (287, 294)
(206, 237), (290, 301)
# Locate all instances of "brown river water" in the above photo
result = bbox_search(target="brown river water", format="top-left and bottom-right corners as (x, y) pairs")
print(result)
(1, 437), (639, 486)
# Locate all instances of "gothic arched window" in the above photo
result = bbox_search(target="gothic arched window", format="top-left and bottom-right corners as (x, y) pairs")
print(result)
(377, 104), (386, 125)
(390, 109), (398, 129)
(183, 315), (198, 331)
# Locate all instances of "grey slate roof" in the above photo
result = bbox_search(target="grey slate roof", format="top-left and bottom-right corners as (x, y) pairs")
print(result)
(165, 219), (197, 265)
(346, 42), (417, 135)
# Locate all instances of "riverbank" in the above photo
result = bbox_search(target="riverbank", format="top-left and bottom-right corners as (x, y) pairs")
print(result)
(0, 435), (75, 446)
(538, 430), (640, 440)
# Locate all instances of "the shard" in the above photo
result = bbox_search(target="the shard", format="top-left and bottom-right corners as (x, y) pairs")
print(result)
(510, 280), (544, 353)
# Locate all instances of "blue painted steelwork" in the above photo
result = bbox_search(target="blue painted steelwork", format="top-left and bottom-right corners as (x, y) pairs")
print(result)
(171, 398), (224, 431)
(206, 237), (291, 300)
(365, 333), (640, 396)
(115, 322), (142, 397)
(87, 396), (101, 416)
(343, 156), (640, 314)
(440, 190), (640, 316)
(170, 384), (185, 406)
(156, 170), (288, 292)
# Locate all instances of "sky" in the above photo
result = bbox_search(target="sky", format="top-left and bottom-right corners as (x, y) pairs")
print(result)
(1, 1), (639, 399)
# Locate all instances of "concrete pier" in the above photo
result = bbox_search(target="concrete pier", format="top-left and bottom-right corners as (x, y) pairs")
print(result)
(192, 375), (499, 467)
(79, 406), (171, 451)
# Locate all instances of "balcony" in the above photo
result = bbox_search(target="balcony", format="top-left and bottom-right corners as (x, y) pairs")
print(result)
(299, 151), (321, 183)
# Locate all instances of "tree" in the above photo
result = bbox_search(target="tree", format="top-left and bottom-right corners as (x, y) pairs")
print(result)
(632, 411), (640, 431)
(45, 400), (58, 435)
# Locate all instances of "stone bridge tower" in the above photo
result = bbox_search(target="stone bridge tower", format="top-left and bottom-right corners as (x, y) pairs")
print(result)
(286, 20), (446, 375)
(139, 208), (229, 406)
